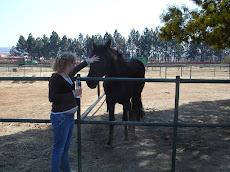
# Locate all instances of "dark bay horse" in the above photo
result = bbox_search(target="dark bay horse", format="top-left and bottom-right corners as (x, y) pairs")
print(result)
(86, 39), (145, 147)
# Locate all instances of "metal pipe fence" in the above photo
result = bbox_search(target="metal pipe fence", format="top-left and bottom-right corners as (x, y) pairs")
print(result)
(0, 76), (230, 172)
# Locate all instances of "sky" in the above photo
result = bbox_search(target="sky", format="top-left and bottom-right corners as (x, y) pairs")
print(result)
(0, 0), (198, 47)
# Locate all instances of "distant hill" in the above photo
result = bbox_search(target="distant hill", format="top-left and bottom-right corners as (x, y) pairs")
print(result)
(0, 47), (12, 55)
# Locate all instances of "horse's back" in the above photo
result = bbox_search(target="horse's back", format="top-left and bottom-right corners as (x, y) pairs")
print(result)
(126, 58), (145, 78)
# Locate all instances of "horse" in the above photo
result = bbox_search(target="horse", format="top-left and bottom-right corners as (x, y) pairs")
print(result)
(86, 39), (145, 147)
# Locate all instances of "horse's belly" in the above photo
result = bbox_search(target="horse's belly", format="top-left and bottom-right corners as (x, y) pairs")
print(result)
(105, 91), (131, 105)
(104, 82), (132, 104)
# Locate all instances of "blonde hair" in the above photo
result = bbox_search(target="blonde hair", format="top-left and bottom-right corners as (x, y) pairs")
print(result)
(52, 52), (76, 73)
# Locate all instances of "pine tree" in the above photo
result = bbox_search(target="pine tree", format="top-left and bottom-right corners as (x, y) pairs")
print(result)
(16, 35), (27, 56)
(26, 33), (36, 58)
(49, 31), (60, 58)
(159, 0), (230, 50)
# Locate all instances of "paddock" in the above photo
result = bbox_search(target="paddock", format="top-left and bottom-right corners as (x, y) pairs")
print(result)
(0, 69), (230, 172)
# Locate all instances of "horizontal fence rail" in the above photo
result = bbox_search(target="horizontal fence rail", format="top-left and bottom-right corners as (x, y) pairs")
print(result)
(0, 76), (230, 172)
(0, 76), (229, 83)
(2, 63), (230, 79)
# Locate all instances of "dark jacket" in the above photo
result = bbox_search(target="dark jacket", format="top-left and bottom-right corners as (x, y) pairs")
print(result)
(49, 61), (88, 113)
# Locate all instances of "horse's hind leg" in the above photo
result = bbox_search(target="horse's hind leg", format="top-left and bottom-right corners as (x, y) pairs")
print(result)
(128, 102), (135, 134)
(129, 95), (143, 134)
(129, 113), (136, 135)
(105, 104), (115, 147)
(122, 103), (129, 141)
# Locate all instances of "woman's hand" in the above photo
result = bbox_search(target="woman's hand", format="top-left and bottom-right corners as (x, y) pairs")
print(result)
(74, 88), (82, 97)
(87, 55), (100, 64)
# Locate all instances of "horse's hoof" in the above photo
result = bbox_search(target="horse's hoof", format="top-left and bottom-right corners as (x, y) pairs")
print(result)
(128, 126), (133, 132)
(124, 139), (130, 144)
(105, 141), (113, 148)
(129, 130), (136, 135)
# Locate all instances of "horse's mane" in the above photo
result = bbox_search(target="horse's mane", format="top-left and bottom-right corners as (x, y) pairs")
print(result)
(106, 48), (128, 76)
(107, 48), (126, 64)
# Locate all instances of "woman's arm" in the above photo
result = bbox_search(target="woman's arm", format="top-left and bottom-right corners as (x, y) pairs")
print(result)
(70, 61), (88, 77)
(70, 55), (99, 76)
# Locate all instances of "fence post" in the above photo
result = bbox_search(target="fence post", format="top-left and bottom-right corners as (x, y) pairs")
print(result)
(76, 75), (82, 172)
(229, 65), (230, 78)
(40, 66), (42, 77)
(165, 67), (167, 79)
(214, 67), (216, 77)
(160, 66), (162, 77)
(171, 76), (180, 172)
(97, 82), (100, 98)
(24, 66), (26, 76)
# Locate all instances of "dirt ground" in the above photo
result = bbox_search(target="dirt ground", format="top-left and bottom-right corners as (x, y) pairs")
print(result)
(0, 68), (230, 172)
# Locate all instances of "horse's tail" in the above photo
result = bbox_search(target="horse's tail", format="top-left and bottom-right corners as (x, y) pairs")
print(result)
(131, 95), (144, 121)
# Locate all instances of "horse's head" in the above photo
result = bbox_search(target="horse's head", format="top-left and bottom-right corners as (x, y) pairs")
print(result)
(86, 39), (111, 89)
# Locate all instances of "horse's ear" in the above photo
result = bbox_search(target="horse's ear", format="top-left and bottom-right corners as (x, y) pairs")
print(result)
(104, 39), (111, 51)
(92, 42), (96, 49)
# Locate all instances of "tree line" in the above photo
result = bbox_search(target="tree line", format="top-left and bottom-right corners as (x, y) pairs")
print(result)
(10, 0), (230, 63)
(10, 28), (230, 63)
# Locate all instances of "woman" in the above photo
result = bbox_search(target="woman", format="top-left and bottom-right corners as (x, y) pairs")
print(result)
(49, 52), (99, 172)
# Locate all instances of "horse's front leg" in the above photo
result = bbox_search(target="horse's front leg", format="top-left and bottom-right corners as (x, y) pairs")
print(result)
(105, 104), (115, 147)
(122, 103), (129, 141)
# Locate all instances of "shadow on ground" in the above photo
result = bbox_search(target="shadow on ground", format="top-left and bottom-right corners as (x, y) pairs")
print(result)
(0, 99), (230, 172)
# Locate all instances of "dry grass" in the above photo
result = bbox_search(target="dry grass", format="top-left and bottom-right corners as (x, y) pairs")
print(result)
(0, 67), (230, 172)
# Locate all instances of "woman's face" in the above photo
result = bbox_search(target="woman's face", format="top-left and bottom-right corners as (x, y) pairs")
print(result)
(67, 61), (76, 72)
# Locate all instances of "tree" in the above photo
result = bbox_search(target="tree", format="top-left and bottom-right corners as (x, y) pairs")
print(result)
(186, 42), (216, 62)
(91, 34), (104, 45)
(84, 35), (93, 57)
(139, 28), (154, 57)
(127, 29), (140, 57)
(77, 34), (85, 59)
(113, 30), (127, 55)
(170, 41), (184, 62)
(148, 28), (160, 62)
(34, 37), (43, 59)
(159, 0), (230, 50)
(103, 32), (114, 45)
(16, 35), (27, 56)
(69, 38), (80, 54)
(60, 35), (70, 52)
(41, 35), (50, 59)
(49, 31), (60, 58)
(9, 46), (20, 56)
(26, 33), (36, 58)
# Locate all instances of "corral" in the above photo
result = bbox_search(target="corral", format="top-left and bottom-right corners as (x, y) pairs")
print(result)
(0, 65), (230, 172)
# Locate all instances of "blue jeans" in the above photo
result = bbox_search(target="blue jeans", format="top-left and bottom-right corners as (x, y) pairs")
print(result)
(50, 113), (75, 172)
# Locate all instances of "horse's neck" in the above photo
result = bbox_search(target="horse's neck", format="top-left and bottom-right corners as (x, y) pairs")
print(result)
(105, 54), (127, 77)
(105, 56), (117, 77)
